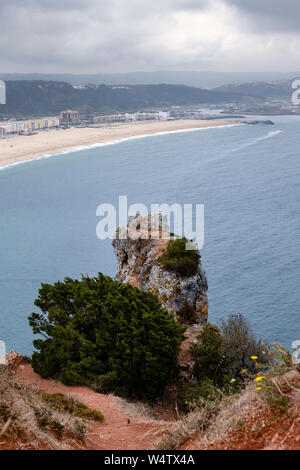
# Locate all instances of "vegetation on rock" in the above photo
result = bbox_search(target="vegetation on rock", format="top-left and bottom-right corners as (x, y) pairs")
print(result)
(158, 238), (200, 277)
(29, 273), (185, 400)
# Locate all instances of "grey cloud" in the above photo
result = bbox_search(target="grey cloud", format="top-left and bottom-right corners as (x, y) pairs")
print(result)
(172, 0), (212, 10)
(0, 0), (299, 73)
(222, 0), (300, 32)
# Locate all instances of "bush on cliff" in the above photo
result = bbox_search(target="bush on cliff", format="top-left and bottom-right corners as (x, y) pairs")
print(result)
(192, 314), (269, 389)
(158, 238), (200, 277)
(28, 273), (185, 400)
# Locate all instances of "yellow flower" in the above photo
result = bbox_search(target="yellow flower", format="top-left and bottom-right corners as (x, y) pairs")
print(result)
(256, 387), (262, 391)
(262, 351), (266, 355)
(251, 356), (258, 360)
(228, 412), (232, 416)
(255, 376), (265, 382)
(279, 349), (286, 354)
(241, 369), (246, 374)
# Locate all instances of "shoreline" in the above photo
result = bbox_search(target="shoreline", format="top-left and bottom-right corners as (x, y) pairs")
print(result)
(0, 119), (240, 171)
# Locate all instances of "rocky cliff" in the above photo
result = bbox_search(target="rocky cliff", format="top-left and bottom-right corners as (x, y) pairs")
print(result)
(112, 213), (208, 325)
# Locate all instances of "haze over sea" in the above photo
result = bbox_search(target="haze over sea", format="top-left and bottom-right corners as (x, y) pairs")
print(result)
(1, 116), (299, 354)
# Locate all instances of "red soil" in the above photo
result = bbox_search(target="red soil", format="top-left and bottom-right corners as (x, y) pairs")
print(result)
(14, 363), (166, 450)
(181, 373), (300, 451)
(11, 364), (300, 451)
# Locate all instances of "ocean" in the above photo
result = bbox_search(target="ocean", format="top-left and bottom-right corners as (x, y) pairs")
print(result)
(0, 116), (299, 354)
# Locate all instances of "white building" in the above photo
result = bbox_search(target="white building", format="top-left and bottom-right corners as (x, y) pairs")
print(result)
(94, 110), (170, 125)
(0, 119), (25, 135)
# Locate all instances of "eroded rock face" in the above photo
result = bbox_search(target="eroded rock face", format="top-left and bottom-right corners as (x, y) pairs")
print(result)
(3, 351), (23, 369)
(112, 214), (208, 325)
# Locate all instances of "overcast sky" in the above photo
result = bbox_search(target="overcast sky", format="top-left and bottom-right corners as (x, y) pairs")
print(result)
(0, 0), (299, 73)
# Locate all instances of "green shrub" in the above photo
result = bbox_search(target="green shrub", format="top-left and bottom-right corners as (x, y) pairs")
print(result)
(192, 323), (225, 386)
(192, 315), (270, 390)
(262, 381), (290, 414)
(158, 238), (200, 277)
(29, 273), (185, 401)
(177, 378), (222, 413)
(41, 392), (104, 422)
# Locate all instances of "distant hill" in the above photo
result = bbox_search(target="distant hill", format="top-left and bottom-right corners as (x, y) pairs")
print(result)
(213, 80), (292, 100)
(0, 71), (298, 89)
(0, 81), (244, 118)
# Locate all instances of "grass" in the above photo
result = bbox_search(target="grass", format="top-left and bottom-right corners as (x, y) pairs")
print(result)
(152, 364), (300, 451)
(41, 392), (104, 422)
(0, 366), (104, 449)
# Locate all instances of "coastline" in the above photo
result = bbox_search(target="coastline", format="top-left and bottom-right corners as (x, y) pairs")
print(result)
(0, 119), (240, 170)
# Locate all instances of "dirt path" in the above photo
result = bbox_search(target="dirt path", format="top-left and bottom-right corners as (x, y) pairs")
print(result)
(15, 363), (165, 450)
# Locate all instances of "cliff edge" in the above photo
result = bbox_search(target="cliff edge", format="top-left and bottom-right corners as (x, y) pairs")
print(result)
(112, 213), (208, 326)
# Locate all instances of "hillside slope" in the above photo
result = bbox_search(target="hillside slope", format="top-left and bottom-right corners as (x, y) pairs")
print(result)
(1, 81), (243, 118)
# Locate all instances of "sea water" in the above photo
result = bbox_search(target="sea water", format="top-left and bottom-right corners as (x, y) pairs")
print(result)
(0, 116), (299, 354)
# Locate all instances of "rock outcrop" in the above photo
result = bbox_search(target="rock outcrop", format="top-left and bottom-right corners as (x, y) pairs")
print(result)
(3, 350), (23, 369)
(112, 213), (208, 325)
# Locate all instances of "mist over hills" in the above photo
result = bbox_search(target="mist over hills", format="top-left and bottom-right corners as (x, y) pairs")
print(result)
(0, 71), (298, 89)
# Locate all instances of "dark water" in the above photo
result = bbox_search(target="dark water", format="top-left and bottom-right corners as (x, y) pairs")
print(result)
(0, 117), (299, 354)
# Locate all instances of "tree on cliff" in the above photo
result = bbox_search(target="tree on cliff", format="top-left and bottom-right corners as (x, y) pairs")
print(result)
(28, 273), (185, 400)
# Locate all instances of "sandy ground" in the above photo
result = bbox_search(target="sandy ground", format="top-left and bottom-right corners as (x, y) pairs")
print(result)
(15, 363), (167, 451)
(13, 363), (300, 450)
(0, 119), (238, 170)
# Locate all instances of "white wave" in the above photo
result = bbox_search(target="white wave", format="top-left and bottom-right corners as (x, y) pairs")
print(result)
(0, 123), (242, 172)
(232, 129), (283, 153)
(255, 130), (283, 142)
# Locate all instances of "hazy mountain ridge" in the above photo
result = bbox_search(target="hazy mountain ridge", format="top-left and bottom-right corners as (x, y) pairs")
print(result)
(213, 80), (293, 99)
(0, 71), (298, 89)
(0, 81), (244, 118)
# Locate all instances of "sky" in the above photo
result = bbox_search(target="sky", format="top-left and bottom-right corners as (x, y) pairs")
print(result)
(0, 0), (299, 73)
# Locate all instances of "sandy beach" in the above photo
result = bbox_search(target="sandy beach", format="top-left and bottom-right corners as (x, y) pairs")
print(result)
(0, 119), (238, 170)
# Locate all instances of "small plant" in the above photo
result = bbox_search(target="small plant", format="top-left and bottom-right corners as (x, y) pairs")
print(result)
(34, 407), (51, 427)
(158, 238), (200, 277)
(70, 419), (86, 441)
(0, 404), (12, 421)
(41, 392), (104, 422)
(177, 378), (222, 414)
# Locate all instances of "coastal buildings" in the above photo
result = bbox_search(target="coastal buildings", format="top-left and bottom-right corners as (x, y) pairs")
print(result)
(59, 110), (80, 125)
(23, 117), (60, 131)
(93, 113), (133, 124)
(0, 119), (25, 135)
(0, 117), (60, 137)
(93, 111), (170, 124)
